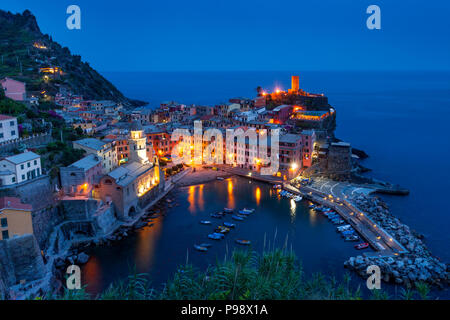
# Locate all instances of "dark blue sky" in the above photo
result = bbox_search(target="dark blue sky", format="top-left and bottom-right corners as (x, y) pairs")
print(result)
(3, 0), (450, 71)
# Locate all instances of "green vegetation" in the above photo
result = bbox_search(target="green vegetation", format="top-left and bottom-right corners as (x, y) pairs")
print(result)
(0, 9), (140, 105)
(43, 249), (432, 300)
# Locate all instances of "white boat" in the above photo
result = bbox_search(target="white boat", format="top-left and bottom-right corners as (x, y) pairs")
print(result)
(293, 196), (302, 202)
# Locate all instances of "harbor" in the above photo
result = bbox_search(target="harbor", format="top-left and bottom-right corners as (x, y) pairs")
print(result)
(80, 176), (364, 294)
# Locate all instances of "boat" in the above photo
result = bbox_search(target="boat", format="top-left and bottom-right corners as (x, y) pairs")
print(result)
(194, 244), (208, 252)
(341, 231), (355, 237)
(293, 196), (302, 202)
(337, 225), (351, 231)
(235, 239), (251, 245)
(308, 204), (316, 209)
(199, 243), (212, 248)
(223, 222), (235, 228)
(223, 208), (233, 213)
(216, 177), (224, 181)
(344, 235), (359, 242)
(273, 184), (282, 189)
(242, 208), (255, 213)
(208, 233), (224, 240)
(332, 219), (345, 225)
(355, 242), (370, 250)
(232, 215), (244, 221)
(199, 220), (211, 225)
(210, 213), (222, 219)
(238, 210), (251, 215)
(216, 226), (230, 233)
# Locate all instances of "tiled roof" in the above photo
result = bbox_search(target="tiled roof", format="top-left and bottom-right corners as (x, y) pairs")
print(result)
(0, 197), (32, 211)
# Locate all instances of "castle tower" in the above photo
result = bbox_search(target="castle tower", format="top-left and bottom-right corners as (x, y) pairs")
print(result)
(291, 75), (299, 92)
(128, 121), (149, 164)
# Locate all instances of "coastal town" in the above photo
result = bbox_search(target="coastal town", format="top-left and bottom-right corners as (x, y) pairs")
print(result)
(0, 10), (448, 300)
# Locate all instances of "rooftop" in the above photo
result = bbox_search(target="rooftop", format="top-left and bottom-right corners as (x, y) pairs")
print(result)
(107, 161), (154, 187)
(74, 138), (108, 151)
(0, 197), (32, 211)
(4, 151), (40, 164)
(0, 114), (15, 121)
(279, 133), (301, 144)
(68, 154), (101, 171)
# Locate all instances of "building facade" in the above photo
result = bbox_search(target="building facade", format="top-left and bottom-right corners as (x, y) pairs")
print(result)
(73, 138), (117, 174)
(96, 122), (164, 218)
(0, 115), (19, 143)
(60, 154), (102, 196)
(0, 197), (33, 240)
(0, 151), (42, 187)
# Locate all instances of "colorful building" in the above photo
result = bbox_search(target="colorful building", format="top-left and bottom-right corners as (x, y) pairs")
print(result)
(0, 197), (33, 240)
(73, 138), (117, 174)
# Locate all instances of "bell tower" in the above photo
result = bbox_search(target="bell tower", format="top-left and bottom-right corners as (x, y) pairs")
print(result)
(129, 121), (149, 164)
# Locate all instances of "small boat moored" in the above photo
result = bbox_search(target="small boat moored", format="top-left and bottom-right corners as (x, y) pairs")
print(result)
(223, 208), (233, 213)
(208, 233), (224, 240)
(210, 213), (222, 219)
(223, 222), (235, 228)
(235, 239), (251, 245)
(200, 220), (211, 225)
(344, 235), (359, 241)
(355, 242), (370, 250)
(194, 244), (208, 252)
(232, 215), (244, 221)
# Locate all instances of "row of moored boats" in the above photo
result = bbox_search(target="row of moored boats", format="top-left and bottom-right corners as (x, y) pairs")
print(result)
(309, 203), (369, 250)
(194, 207), (254, 252)
(277, 188), (303, 202)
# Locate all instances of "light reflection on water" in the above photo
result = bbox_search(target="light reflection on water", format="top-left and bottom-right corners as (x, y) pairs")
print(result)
(82, 176), (364, 295)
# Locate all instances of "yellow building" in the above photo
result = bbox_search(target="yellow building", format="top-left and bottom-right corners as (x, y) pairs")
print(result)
(0, 197), (33, 240)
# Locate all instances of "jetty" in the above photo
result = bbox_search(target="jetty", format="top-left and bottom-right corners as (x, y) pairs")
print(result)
(283, 184), (407, 257)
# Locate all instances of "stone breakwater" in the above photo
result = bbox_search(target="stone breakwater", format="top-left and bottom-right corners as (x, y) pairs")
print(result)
(344, 194), (449, 288)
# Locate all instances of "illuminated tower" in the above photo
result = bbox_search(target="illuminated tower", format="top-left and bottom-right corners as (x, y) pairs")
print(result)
(129, 121), (149, 164)
(291, 75), (299, 92)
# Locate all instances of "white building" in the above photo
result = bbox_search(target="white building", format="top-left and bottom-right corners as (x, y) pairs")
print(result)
(0, 151), (42, 186)
(73, 138), (117, 174)
(0, 115), (19, 143)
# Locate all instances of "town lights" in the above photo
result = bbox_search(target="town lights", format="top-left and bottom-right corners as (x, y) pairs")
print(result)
(291, 162), (298, 170)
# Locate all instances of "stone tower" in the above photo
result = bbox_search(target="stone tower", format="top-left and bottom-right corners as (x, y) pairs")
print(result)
(128, 121), (149, 164)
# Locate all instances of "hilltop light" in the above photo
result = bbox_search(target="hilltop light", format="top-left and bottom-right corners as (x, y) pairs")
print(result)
(275, 88), (281, 94)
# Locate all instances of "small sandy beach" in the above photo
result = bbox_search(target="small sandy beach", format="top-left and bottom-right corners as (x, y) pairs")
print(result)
(176, 166), (233, 187)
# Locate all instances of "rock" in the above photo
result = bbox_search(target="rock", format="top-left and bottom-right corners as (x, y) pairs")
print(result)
(76, 252), (90, 264)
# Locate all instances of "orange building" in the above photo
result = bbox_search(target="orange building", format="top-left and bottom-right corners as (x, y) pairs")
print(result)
(0, 197), (33, 240)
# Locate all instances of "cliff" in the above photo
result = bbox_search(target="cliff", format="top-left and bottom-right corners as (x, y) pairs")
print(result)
(0, 9), (145, 106)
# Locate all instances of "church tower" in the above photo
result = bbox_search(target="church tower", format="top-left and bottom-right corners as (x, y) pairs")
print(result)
(128, 121), (149, 164)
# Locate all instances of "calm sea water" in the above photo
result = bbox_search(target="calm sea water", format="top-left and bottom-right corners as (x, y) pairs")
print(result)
(82, 71), (450, 296)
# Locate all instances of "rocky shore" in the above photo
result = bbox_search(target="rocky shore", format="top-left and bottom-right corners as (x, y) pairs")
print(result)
(344, 193), (449, 288)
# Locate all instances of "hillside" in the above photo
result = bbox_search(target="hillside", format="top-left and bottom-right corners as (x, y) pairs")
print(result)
(0, 9), (145, 106)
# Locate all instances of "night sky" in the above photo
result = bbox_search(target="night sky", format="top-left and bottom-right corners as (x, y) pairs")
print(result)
(3, 0), (450, 72)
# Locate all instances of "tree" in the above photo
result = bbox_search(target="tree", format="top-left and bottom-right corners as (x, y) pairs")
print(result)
(0, 86), (5, 100)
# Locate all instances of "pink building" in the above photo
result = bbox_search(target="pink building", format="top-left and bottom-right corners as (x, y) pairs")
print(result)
(0, 78), (26, 101)
(300, 130), (316, 168)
